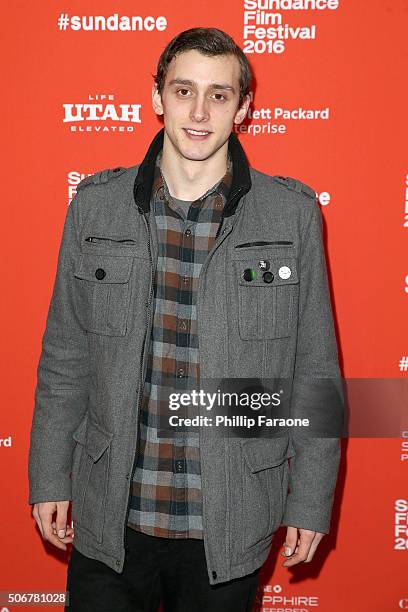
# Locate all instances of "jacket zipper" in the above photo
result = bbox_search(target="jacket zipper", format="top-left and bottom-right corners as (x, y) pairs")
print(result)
(85, 236), (136, 244)
(234, 240), (293, 248)
(122, 209), (155, 553)
(196, 222), (234, 578)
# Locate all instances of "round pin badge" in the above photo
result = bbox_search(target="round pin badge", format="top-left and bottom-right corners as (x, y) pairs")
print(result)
(278, 266), (291, 279)
(243, 268), (257, 282)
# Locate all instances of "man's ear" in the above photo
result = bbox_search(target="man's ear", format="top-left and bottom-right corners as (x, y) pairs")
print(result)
(152, 84), (164, 116)
(233, 94), (250, 125)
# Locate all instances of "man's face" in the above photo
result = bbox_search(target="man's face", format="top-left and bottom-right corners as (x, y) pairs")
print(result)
(152, 49), (250, 162)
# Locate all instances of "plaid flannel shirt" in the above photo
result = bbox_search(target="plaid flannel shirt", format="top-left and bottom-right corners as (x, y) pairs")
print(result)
(127, 149), (233, 538)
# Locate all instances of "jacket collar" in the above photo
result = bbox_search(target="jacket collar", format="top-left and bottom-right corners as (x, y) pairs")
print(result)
(133, 127), (251, 218)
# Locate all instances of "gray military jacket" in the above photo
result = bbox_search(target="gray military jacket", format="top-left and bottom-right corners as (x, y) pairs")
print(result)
(28, 128), (343, 586)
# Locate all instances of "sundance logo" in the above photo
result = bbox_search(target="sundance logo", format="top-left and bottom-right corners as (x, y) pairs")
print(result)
(63, 94), (141, 133)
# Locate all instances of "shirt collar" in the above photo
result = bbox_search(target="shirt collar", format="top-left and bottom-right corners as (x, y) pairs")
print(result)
(134, 127), (251, 218)
(152, 149), (233, 205)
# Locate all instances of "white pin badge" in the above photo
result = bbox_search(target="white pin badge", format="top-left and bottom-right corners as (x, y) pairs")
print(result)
(278, 266), (291, 279)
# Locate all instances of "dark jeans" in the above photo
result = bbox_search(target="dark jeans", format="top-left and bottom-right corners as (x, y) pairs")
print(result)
(65, 526), (260, 612)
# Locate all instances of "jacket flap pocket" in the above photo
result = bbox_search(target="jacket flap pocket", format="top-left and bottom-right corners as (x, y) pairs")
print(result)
(72, 413), (89, 445)
(85, 421), (114, 462)
(242, 436), (295, 472)
(74, 253), (133, 284)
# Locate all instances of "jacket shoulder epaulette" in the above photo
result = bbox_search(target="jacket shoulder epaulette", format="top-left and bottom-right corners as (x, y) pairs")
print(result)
(77, 166), (128, 191)
(272, 175), (316, 200)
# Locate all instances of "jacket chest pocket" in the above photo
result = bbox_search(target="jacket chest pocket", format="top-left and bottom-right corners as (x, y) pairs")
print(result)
(73, 253), (134, 336)
(232, 250), (299, 340)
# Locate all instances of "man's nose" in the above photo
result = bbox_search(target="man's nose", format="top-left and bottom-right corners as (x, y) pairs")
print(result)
(190, 96), (210, 122)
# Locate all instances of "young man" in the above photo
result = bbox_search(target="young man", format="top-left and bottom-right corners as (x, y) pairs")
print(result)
(28, 27), (343, 612)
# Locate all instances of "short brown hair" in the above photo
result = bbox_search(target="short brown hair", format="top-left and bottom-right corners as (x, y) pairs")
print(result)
(153, 27), (252, 108)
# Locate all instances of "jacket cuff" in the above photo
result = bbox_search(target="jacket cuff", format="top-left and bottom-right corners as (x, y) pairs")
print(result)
(281, 499), (333, 534)
(28, 483), (72, 505)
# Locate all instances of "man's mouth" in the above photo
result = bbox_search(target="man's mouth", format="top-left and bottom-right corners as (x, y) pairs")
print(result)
(183, 128), (212, 140)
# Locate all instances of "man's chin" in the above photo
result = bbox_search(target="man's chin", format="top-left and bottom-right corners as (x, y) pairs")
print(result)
(177, 142), (221, 163)
(180, 151), (214, 162)
(164, 129), (226, 162)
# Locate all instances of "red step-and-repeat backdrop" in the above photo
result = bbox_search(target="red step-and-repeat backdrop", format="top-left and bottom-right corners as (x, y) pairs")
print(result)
(2, 1), (407, 610)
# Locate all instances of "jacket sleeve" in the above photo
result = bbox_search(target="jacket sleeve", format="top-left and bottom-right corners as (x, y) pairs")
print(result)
(28, 193), (90, 505)
(281, 198), (344, 534)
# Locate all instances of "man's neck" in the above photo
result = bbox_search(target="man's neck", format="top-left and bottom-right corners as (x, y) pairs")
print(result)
(159, 130), (229, 201)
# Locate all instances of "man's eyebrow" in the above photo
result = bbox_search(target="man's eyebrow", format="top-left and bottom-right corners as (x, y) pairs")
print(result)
(168, 78), (236, 94)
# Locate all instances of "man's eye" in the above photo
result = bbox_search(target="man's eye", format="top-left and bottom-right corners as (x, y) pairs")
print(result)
(177, 89), (190, 96)
(212, 93), (226, 101)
